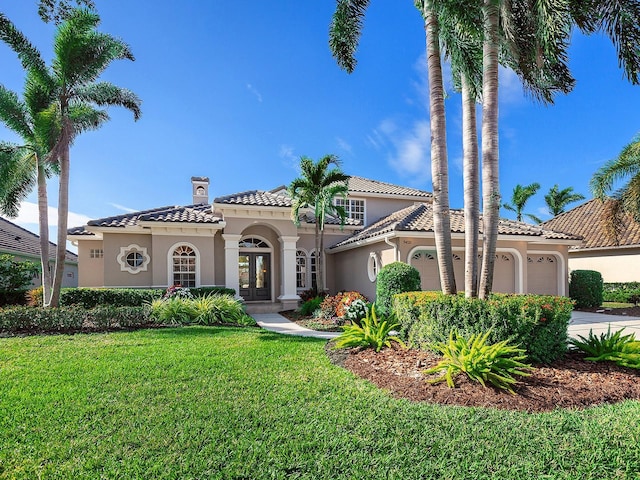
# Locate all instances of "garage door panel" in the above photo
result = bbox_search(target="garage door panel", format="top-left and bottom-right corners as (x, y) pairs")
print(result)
(527, 254), (558, 295)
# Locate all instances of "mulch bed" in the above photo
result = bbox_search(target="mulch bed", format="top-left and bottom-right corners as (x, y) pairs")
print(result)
(325, 344), (640, 413)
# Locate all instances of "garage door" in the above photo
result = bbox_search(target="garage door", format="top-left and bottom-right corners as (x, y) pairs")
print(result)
(527, 254), (558, 295)
(410, 250), (480, 293)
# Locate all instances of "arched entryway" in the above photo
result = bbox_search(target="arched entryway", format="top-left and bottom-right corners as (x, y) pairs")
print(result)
(238, 236), (272, 301)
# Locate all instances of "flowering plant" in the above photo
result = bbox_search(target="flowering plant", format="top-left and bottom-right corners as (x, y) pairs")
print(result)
(163, 285), (193, 300)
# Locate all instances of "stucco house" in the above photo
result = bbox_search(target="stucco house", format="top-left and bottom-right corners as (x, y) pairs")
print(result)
(68, 176), (580, 311)
(0, 216), (78, 288)
(542, 198), (640, 282)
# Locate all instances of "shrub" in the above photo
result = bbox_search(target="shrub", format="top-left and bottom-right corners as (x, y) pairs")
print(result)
(424, 330), (532, 393)
(0, 289), (28, 307)
(0, 254), (39, 290)
(334, 305), (405, 352)
(603, 283), (640, 304)
(393, 292), (574, 364)
(299, 288), (322, 303)
(570, 327), (640, 369)
(27, 286), (44, 306)
(317, 291), (367, 319)
(61, 288), (163, 308)
(569, 270), (603, 308)
(343, 298), (368, 326)
(0, 306), (86, 332)
(148, 294), (254, 327)
(335, 291), (368, 318)
(88, 306), (152, 329)
(375, 262), (421, 316)
(298, 296), (323, 316)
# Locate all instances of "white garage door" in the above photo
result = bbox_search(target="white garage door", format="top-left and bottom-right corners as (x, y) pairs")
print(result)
(411, 250), (514, 293)
(527, 254), (558, 295)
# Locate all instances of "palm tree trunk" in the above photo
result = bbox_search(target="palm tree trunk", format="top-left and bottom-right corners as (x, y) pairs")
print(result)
(479, 0), (500, 300)
(462, 75), (479, 298)
(315, 222), (324, 294)
(424, 3), (456, 295)
(50, 121), (71, 307)
(36, 159), (53, 306)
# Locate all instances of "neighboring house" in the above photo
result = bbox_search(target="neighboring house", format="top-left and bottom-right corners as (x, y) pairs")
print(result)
(68, 176), (580, 310)
(0, 216), (79, 288)
(542, 198), (640, 282)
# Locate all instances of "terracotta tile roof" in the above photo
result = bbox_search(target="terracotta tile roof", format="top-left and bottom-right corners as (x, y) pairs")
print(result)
(298, 212), (362, 227)
(214, 190), (292, 207)
(69, 204), (223, 235)
(347, 176), (432, 198)
(541, 198), (640, 249)
(0, 217), (78, 262)
(331, 203), (579, 248)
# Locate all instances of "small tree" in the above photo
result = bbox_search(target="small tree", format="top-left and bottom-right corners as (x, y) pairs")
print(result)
(375, 262), (421, 316)
(503, 183), (542, 223)
(545, 184), (585, 216)
(0, 254), (39, 290)
(569, 270), (603, 309)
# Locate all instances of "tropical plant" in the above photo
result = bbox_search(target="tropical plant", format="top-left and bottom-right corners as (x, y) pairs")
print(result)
(503, 183), (542, 223)
(0, 254), (39, 290)
(289, 155), (349, 294)
(591, 134), (640, 225)
(544, 184), (585, 217)
(375, 261), (421, 317)
(343, 298), (368, 326)
(333, 305), (405, 353)
(570, 327), (640, 369)
(298, 296), (323, 316)
(37, 0), (96, 23)
(330, 0), (457, 294)
(0, 9), (142, 307)
(424, 330), (532, 394)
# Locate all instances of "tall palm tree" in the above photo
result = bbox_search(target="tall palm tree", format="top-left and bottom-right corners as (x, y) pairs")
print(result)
(591, 134), (640, 222)
(545, 184), (585, 216)
(0, 9), (141, 306)
(330, 0), (457, 294)
(503, 183), (542, 223)
(289, 155), (349, 295)
(38, 0), (95, 23)
(0, 72), (59, 305)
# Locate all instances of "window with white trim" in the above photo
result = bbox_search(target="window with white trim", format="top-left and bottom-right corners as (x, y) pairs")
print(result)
(296, 250), (307, 289)
(367, 253), (380, 282)
(90, 248), (103, 258)
(335, 198), (365, 222)
(117, 244), (150, 274)
(172, 245), (196, 287)
(310, 251), (317, 291)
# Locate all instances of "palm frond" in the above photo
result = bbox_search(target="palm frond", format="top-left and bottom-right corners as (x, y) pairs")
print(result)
(329, 0), (371, 73)
(74, 82), (141, 120)
(590, 135), (640, 199)
(0, 84), (32, 139)
(0, 13), (50, 85)
(0, 143), (38, 217)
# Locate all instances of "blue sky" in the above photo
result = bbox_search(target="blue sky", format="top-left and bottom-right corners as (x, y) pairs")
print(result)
(1, 1), (640, 251)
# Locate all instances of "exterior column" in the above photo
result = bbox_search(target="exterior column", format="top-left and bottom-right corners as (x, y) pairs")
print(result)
(223, 234), (242, 298)
(278, 235), (300, 309)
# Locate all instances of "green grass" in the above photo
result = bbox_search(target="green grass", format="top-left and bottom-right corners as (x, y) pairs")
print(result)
(603, 301), (636, 309)
(1, 327), (640, 479)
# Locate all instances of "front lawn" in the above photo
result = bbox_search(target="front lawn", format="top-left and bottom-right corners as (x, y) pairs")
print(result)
(1, 327), (640, 479)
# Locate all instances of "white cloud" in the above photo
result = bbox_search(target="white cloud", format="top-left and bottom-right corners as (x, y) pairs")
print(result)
(246, 83), (263, 103)
(498, 66), (525, 105)
(279, 144), (299, 171)
(536, 206), (550, 219)
(14, 201), (91, 228)
(374, 118), (431, 183)
(108, 203), (137, 213)
(336, 137), (353, 154)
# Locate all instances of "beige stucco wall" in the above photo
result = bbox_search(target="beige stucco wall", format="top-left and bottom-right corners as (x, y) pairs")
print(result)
(102, 233), (153, 287)
(150, 234), (217, 287)
(569, 248), (640, 283)
(76, 241), (104, 287)
(360, 196), (428, 225)
(332, 244), (394, 300)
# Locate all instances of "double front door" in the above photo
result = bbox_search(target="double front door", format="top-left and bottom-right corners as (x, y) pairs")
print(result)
(239, 253), (270, 301)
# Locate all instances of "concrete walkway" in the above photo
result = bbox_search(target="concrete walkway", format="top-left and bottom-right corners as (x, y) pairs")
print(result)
(252, 313), (340, 339)
(253, 311), (640, 341)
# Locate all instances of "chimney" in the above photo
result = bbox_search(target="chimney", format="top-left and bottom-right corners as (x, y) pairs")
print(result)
(191, 176), (209, 204)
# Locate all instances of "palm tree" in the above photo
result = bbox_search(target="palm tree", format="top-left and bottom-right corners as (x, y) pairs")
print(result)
(0, 9), (141, 306)
(591, 135), (640, 222)
(330, 0), (457, 294)
(38, 0), (95, 23)
(545, 184), (585, 216)
(503, 183), (542, 223)
(0, 72), (59, 305)
(289, 155), (349, 295)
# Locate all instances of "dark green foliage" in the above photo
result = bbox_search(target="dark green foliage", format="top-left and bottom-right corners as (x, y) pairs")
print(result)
(0, 288), (28, 306)
(393, 292), (574, 364)
(0, 254), (39, 290)
(299, 296), (323, 316)
(0, 305), (151, 333)
(148, 295), (255, 327)
(569, 270), (603, 308)
(58, 287), (236, 308)
(375, 261), (421, 316)
(424, 330), (532, 393)
(570, 327), (640, 369)
(603, 282), (640, 304)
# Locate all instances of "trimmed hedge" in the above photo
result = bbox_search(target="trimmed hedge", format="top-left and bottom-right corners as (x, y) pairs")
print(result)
(393, 292), (574, 364)
(0, 289), (28, 307)
(375, 262), (421, 316)
(0, 305), (152, 333)
(569, 270), (603, 308)
(59, 286), (236, 308)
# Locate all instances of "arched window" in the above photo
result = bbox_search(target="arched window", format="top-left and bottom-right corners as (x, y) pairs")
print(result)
(310, 250), (317, 291)
(296, 250), (307, 289)
(239, 237), (269, 249)
(172, 245), (196, 287)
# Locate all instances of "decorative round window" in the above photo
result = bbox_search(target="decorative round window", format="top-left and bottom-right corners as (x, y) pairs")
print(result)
(117, 244), (150, 274)
(367, 253), (380, 282)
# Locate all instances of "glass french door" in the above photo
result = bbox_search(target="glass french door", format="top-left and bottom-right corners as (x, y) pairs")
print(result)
(238, 253), (270, 301)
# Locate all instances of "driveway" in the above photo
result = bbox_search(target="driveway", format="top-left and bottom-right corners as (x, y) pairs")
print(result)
(569, 311), (640, 338)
